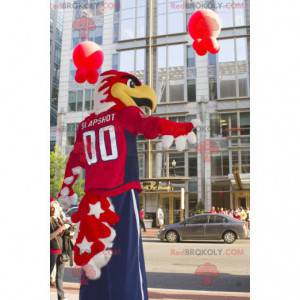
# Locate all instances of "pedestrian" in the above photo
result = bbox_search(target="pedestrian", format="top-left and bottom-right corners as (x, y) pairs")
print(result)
(219, 207), (225, 214)
(156, 206), (164, 229)
(50, 203), (69, 300)
(239, 207), (247, 221)
(210, 206), (217, 214)
(139, 208), (146, 232)
(50, 197), (68, 286)
(233, 209), (241, 220)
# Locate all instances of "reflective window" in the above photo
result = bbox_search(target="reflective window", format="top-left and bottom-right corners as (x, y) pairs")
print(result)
(209, 215), (227, 223)
(188, 153), (197, 176)
(218, 38), (249, 98)
(67, 123), (78, 146)
(187, 79), (196, 102)
(119, 48), (146, 82)
(112, 53), (119, 70)
(216, 0), (246, 28)
(169, 152), (185, 176)
(241, 150), (250, 173)
(119, 0), (146, 40)
(156, 0), (184, 35)
(187, 215), (209, 224)
(156, 44), (196, 103)
(211, 151), (229, 176)
(187, 45), (195, 68)
(240, 112), (250, 135)
(85, 89), (94, 111)
(68, 90), (91, 112)
(68, 91), (76, 112)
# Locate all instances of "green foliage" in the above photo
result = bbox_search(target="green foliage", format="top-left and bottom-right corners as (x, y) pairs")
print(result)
(73, 177), (85, 199)
(50, 146), (66, 198)
(50, 145), (85, 201)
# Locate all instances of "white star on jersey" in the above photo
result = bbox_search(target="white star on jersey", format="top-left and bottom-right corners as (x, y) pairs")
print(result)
(88, 202), (104, 219)
(77, 237), (93, 255)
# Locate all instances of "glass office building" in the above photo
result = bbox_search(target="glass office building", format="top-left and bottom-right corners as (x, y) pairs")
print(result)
(56, 0), (250, 224)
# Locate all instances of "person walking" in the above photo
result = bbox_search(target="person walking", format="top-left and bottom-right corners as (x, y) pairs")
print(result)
(219, 207), (225, 214)
(156, 207), (164, 229)
(210, 206), (217, 214)
(50, 203), (69, 300)
(233, 209), (241, 220)
(139, 208), (146, 232)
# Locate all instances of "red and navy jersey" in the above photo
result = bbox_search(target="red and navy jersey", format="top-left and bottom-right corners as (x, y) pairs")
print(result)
(60, 106), (194, 197)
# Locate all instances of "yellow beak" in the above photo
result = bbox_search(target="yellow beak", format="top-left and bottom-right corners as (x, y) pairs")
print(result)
(111, 82), (157, 112)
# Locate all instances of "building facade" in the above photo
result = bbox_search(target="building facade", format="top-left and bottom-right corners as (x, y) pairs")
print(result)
(50, 0), (64, 150)
(56, 0), (250, 224)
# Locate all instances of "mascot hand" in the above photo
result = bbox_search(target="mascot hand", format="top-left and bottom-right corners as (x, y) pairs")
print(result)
(58, 186), (78, 210)
(162, 119), (200, 151)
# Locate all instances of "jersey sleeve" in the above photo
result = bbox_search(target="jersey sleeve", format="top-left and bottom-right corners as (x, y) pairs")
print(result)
(118, 106), (194, 139)
(57, 125), (85, 202)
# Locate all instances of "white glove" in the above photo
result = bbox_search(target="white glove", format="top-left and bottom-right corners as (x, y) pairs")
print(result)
(161, 119), (200, 151)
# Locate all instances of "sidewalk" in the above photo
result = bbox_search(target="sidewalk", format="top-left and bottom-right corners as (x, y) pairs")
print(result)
(51, 283), (250, 300)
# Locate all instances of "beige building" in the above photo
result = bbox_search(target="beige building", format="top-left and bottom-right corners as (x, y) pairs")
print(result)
(56, 0), (250, 224)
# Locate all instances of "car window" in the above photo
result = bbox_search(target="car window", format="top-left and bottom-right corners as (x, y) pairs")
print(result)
(187, 215), (209, 224)
(209, 215), (228, 224)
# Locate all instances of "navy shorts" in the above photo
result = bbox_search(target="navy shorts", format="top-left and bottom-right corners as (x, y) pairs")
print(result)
(79, 189), (148, 300)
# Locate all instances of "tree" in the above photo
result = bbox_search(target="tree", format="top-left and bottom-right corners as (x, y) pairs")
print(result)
(50, 145), (85, 202)
(50, 145), (66, 198)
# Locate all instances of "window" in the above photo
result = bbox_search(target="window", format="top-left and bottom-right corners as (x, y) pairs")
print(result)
(69, 61), (76, 81)
(85, 89), (94, 111)
(230, 149), (250, 174)
(156, 0), (184, 35)
(240, 112), (250, 135)
(210, 112), (250, 139)
(187, 45), (195, 68)
(156, 44), (196, 103)
(94, 26), (103, 44)
(187, 79), (196, 102)
(169, 152), (184, 176)
(119, 0), (146, 40)
(211, 151), (229, 176)
(68, 91), (76, 112)
(119, 48), (145, 82)
(113, 19), (119, 42)
(208, 53), (217, 100)
(209, 215), (227, 223)
(53, 64), (60, 85)
(216, 0), (246, 28)
(112, 53), (119, 70)
(241, 150), (250, 173)
(72, 30), (80, 48)
(232, 151), (239, 170)
(68, 90), (83, 112)
(67, 123), (77, 146)
(218, 38), (249, 98)
(187, 215), (208, 224)
(54, 45), (61, 65)
(188, 154), (197, 176)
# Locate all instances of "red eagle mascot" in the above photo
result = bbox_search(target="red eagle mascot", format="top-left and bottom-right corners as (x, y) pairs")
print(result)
(58, 70), (200, 300)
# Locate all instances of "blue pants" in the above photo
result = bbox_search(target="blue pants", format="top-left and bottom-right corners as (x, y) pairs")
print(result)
(79, 189), (148, 300)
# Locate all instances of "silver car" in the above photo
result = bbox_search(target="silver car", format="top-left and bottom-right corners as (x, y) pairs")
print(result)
(158, 213), (248, 244)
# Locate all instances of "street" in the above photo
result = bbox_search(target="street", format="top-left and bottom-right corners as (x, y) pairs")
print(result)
(51, 238), (249, 299)
(144, 238), (249, 292)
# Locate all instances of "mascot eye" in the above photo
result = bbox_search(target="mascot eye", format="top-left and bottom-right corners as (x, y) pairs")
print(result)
(127, 78), (135, 88)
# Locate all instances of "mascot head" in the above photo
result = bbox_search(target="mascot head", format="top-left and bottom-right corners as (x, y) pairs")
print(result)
(94, 70), (157, 114)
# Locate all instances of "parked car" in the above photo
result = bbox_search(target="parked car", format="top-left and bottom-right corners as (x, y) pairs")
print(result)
(157, 213), (248, 244)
